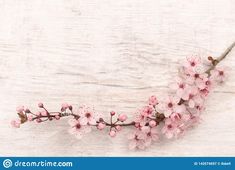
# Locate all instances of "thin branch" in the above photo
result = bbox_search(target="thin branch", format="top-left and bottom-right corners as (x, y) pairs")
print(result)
(206, 41), (235, 74)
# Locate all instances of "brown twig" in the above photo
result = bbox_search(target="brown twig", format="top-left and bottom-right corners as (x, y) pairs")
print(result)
(206, 41), (235, 75)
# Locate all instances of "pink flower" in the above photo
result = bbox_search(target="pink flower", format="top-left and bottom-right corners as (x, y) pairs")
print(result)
(118, 113), (128, 122)
(170, 78), (188, 98)
(16, 106), (24, 113)
(182, 87), (203, 108)
(170, 112), (189, 122)
(128, 130), (147, 150)
(134, 106), (153, 126)
(68, 119), (91, 139)
(199, 78), (214, 98)
(11, 119), (21, 128)
(161, 118), (183, 139)
(210, 67), (228, 83)
(144, 127), (159, 147)
(185, 68), (208, 89)
(79, 105), (97, 125)
(184, 56), (201, 68)
(148, 95), (158, 106)
(158, 96), (184, 117)
(185, 113), (201, 128)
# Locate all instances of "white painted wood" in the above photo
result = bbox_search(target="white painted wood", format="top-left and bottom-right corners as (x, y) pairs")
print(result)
(0, 0), (235, 156)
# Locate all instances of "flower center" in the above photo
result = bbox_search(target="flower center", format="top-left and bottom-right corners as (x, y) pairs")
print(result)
(191, 62), (196, 66)
(85, 112), (91, 118)
(189, 94), (194, 99)
(167, 124), (173, 129)
(205, 80), (210, 85)
(76, 123), (81, 129)
(219, 71), (224, 76)
(179, 83), (184, 89)
(168, 102), (173, 108)
(194, 73), (199, 78)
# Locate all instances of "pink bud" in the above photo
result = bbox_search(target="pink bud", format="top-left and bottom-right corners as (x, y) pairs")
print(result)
(38, 102), (44, 108)
(148, 95), (158, 106)
(109, 130), (116, 137)
(61, 103), (69, 111)
(115, 125), (122, 131)
(97, 122), (106, 130)
(36, 111), (41, 116)
(24, 108), (31, 113)
(27, 115), (33, 121)
(110, 111), (115, 116)
(118, 113), (127, 122)
(149, 120), (156, 127)
(41, 111), (48, 116)
(11, 119), (21, 128)
(68, 105), (73, 111)
(135, 122), (140, 128)
(55, 115), (60, 120)
(16, 106), (24, 113)
(36, 118), (42, 123)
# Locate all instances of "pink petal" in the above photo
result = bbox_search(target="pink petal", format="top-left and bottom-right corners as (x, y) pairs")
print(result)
(166, 132), (174, 139)
(88, 118), (96, 125)
(80, 117), (88, 125)
(82, 126), (92, 133)
(188, 99), (195, 108)
(68, 119), (78, 126)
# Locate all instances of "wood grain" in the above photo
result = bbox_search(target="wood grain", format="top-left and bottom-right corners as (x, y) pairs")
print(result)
(0, 0), (235, 156)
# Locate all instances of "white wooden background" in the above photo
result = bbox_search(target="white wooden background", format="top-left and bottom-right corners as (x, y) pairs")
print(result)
(0, 0), (235, 156)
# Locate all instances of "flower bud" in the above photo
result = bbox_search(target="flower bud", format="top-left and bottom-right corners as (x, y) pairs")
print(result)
(27, 115), (33, 121)
(24, 108), (31, 113)
(148, 95), (158, 106)
(61, 103), (69, 112)
(16, 106), (24, 113)
(109, 130), (116, 137)
(149, 120), (156, 127)
(38, 102), (44, 108)
(36, 118), (42, 123)
(118, 113), (127, 122)
(115, 125), (122, 131)
(97, 122), (106, 130)
(110, 111), (115, 116)
(68, 105), (73, 111)
(11, 119), (21, 128)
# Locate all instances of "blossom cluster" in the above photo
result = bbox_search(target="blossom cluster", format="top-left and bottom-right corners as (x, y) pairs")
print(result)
(11, 56), (228, 150)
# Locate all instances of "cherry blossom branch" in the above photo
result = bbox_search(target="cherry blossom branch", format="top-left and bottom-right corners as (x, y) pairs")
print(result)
(11, 42), (234, 150)
(206, 41), (235, 74)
